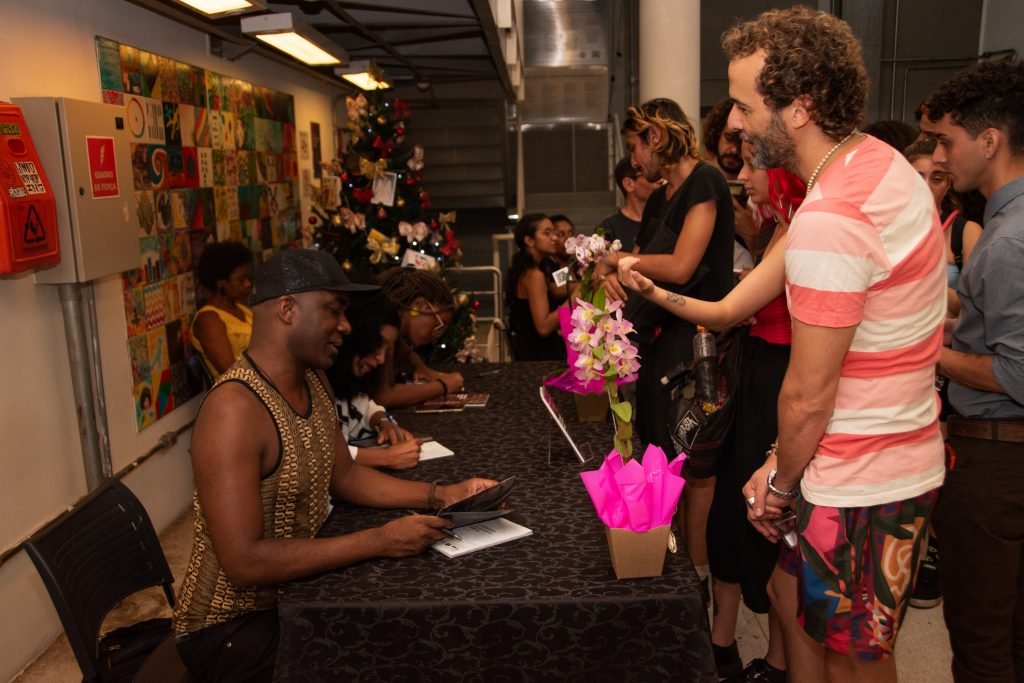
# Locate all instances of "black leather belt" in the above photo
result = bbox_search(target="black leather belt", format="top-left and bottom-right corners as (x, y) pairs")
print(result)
(948, 416), (1024, 443)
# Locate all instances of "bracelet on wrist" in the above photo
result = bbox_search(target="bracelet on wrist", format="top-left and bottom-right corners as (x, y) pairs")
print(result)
(426, 480), (440, 510)
(766, 468), (799, 500)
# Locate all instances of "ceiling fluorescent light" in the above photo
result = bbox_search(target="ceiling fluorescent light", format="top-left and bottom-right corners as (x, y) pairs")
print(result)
(173, 0), (266, 17)
(335, 61), (392, 90)
(241, 13), (347, 66)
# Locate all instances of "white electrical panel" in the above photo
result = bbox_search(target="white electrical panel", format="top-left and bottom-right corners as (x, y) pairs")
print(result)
(16, 97), (140, 284)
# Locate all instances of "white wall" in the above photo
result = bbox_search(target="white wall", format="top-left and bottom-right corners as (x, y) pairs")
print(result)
(979, 0), (1024, 56)
(0, 1), (339, 679)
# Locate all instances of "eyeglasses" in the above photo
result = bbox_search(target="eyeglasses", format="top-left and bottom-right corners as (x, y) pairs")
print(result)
(409, 305), (447, 338)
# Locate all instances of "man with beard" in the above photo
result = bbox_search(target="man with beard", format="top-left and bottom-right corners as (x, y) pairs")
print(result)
(173, 249), (494, 681)
(704, 97), (758, 272)
(726, 7), (946, 682)
(922, 60), (1024, 682)
(703, 98), (745, 179)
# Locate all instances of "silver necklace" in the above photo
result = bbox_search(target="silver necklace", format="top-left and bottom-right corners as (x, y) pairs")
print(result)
(805, 131), (860, 196)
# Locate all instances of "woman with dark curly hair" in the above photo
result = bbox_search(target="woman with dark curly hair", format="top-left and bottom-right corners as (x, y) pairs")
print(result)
(191, 240), (254, 377)
(327, 293), (422, 469)
(373, 267), (465, 408)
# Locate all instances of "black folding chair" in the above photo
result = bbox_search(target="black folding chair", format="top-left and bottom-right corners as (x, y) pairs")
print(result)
(23, 479), (192, 682)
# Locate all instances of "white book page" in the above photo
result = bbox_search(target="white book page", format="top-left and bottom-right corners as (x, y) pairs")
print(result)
(432, 518), (533, 558)
(418, 440), (454, 461)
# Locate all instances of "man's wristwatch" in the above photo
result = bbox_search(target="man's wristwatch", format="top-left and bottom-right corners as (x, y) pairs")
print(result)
(766, 469), (800, 500)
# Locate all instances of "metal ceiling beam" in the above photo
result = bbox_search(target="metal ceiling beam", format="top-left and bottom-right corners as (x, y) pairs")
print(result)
(321, 0), (427, 82)
(327, 1), (474, 20)
(343, 29), (483, 50)
(466, 0), (514, 100)
(325, 22), (479, 31)
(376, 61), (494, 75)
(348, 53), (493, 60)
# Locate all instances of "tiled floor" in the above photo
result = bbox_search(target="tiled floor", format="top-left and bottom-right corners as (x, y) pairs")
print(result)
(12, 511), (953, 682)
(731, 593), (953, 682)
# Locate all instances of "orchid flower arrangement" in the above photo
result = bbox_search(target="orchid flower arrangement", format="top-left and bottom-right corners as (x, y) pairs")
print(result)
(564, 232), (640, 461)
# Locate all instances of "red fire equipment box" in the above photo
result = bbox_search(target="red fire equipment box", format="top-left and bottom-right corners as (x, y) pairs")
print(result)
(0, 102), (59, 274)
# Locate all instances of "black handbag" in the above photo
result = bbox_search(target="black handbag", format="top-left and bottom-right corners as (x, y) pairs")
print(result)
(98, 617), (173, 682)
(664, 327), (744, 458)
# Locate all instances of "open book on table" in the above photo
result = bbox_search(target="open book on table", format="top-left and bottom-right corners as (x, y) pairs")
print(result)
(418, 392), (490, 411)
(431, 517), (533, 558)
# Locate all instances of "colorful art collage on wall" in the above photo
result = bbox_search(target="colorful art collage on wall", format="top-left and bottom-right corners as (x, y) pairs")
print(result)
(95, 37), (300, 431)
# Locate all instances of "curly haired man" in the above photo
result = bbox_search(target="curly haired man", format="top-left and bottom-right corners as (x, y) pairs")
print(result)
(725, 7), (947, 682)
(924, 59), (1024, 683)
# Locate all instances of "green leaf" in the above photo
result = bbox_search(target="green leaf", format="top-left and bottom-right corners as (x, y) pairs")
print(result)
(591, 346), (605, 360)
(618, 421), (633, 441)
(610, 400), (632, 423)
(580, 279), (593, 303)
(593, 286), (606, 311)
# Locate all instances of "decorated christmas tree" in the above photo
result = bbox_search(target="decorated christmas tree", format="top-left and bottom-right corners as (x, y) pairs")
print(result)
(309, 91), (480, 364)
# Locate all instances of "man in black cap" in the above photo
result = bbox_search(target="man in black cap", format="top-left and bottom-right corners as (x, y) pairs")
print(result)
(173, 249), (494, 681)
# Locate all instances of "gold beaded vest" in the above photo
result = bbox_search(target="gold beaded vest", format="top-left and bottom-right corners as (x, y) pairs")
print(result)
(173, 354), (335, 635)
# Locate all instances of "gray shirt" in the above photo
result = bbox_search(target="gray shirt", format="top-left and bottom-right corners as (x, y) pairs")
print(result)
(949, 175), (1024, 418)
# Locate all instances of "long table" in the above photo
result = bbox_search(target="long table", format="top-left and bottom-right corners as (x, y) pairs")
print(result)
(275, 362), (715, 682)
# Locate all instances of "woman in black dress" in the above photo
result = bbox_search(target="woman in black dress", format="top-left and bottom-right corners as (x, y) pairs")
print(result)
(599, 98), (736, 621)
(506, 213), (569, 361)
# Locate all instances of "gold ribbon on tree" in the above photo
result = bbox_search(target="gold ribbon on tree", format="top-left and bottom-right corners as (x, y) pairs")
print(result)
(359, 157), (388, 179)
(438, 211), (457, 229)
(365, 229), (400, 264)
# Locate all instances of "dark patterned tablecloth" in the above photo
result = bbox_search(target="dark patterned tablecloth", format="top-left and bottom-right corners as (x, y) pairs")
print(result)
(276, 362), (715, 682)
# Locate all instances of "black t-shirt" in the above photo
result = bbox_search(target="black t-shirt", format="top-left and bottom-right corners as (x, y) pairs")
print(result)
(597, 211), (642, 252)
(629, 161), (735, 335)
(630, 161), (735, 454)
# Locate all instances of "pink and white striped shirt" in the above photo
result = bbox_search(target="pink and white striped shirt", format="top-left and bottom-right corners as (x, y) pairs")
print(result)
(785, 135), (946, 507)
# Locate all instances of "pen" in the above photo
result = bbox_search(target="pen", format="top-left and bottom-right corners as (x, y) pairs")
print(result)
(384, 413), (404, 443)
(404, 510), (463, 541)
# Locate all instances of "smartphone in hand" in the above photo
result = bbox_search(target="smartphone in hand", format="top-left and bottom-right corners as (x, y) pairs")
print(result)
(771, 510), (798, 549)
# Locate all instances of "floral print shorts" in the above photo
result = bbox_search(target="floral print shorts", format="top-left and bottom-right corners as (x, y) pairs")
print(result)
(790, 489), (938, 660)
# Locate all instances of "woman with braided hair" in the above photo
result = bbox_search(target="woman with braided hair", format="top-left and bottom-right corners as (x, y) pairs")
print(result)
(372, 267), (465, 408)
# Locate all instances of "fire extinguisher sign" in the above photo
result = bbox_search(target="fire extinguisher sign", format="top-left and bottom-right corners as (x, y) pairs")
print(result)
(86, 136), (119, 198)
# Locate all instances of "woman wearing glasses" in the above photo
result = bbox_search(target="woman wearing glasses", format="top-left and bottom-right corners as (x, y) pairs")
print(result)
(507, 213), (572, 361)
(374, 267), (465, 408)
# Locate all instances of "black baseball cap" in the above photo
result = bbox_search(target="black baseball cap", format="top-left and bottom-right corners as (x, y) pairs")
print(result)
(250, 249), (378, 305)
